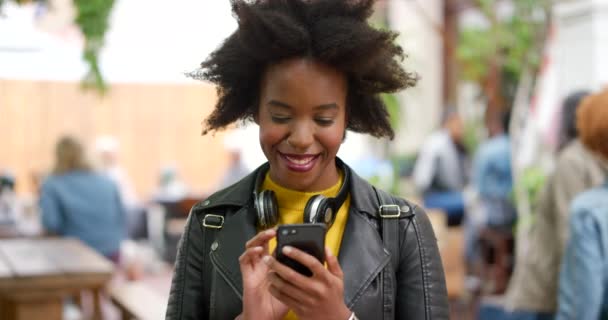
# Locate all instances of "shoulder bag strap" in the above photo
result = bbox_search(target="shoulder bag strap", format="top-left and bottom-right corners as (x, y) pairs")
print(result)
(199, 211), (225, 318)
(373, 186), (401, 320)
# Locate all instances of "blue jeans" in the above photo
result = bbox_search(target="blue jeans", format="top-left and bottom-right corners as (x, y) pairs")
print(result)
(478, 304), (554, 320)
(423, 191), (465, 225)
(464, 197), (516, 264)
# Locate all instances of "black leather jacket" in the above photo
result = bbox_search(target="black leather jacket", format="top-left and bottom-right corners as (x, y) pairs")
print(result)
(166, 162), (449, 319)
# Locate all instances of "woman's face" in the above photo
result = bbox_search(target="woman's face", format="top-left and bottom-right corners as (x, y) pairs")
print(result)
(257, 58), (347, 192)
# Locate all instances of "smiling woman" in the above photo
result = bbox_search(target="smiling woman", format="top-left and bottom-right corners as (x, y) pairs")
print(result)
(166, 1), (448, 320)
(258, 58), (346, 192)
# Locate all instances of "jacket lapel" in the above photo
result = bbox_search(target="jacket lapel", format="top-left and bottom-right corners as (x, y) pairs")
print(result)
(339, 208), (390, 308)
(209, 206), (257, 300)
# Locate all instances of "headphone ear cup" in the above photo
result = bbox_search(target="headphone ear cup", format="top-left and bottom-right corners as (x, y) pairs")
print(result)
(304, 195), (333, 226)
(257, 190), (278, 229)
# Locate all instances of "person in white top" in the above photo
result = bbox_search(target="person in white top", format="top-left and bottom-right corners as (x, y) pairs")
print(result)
(412, 109), (469, 225)
(94, 135), (144, 238)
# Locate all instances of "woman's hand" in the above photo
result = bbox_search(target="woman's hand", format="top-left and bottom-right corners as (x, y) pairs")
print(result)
(264, 246), (352, 320)
(238, 229), (289, 320)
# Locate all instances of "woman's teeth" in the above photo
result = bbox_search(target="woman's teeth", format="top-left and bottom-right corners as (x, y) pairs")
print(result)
(285, 156), (315, 164)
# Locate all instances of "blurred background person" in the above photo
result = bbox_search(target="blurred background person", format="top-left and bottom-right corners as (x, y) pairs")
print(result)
(0, 169), (43, 237)
(465, 110), (516, 285)
(413, 107), (469, 226)
(40, 136), (126, 262)
(557, 90), (591, 151)
(0, 170), (19, 226)
(94, 135), (145, 239)
(94, 135), (139, 212)
(504, 90), (608, 319)
(214, 129), (250, 190)
(473, 110), (516, 228)
(557, 88), (608, 320)
(152, 165), (189, 203)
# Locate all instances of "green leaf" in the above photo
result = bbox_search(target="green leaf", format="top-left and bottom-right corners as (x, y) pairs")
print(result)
(381, 93), (401, 130)
(74, 0), (115, 94)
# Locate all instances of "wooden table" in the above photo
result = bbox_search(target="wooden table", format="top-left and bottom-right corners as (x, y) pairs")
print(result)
(0, 238), (114, 320)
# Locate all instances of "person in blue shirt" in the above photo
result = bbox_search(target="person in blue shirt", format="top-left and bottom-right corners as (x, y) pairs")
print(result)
(465, 110), (516, 293)
(557, 88), (608, 320)
(40, 136), (126, 262)
(472, 110), (515, 227)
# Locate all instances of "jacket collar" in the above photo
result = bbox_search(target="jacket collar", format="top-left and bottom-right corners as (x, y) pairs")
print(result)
(206, 158), (390, 307)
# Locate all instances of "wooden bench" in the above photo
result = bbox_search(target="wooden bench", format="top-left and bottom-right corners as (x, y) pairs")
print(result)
(109, 282), (167, 320)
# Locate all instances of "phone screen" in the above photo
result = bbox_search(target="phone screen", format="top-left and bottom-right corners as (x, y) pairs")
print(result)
(276, 223), (326, 277)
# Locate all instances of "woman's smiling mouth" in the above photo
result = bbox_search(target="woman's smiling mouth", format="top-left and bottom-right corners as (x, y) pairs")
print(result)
(279, 152), (320, 172)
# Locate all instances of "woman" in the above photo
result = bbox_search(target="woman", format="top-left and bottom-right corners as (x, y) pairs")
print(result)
(504, 90), (603, 320)
(557, 88), (608, 320)
(40, 136), (126, 262)
(166, 1), (448, 319)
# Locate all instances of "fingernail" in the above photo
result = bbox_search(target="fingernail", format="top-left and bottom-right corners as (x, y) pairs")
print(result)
(265, 229), (275, 235)
(282, 246), (292, 254)
(326, 246), (333, 257)
(263, 255), (271, 264)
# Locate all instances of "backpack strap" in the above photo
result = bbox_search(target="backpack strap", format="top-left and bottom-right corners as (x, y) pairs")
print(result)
(373, 186), (414, 320)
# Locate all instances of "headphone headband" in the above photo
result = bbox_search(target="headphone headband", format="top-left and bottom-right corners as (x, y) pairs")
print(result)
(330, 158), (350, 214)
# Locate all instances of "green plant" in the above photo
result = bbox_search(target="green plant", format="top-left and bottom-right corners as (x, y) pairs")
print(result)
(512, 165), (547, 231)
(381, 93), (401, 131)
(74, 0), (115, 93)
(457, 0), (550, 111)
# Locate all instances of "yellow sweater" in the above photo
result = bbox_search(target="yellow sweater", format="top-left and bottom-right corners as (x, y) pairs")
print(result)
(263, 172), (350, 320)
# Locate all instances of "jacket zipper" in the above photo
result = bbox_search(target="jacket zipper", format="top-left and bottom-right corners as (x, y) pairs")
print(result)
(209, 251), (243, 300)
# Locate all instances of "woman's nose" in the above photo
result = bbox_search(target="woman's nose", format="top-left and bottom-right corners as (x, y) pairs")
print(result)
(287, 122), (314, 150)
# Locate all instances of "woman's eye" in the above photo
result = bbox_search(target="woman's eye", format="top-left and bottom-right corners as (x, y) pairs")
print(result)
(315, 118), (334, 126)
(271, 116), (290, 123)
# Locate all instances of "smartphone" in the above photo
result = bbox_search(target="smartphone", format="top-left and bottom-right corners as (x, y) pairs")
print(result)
(276, 223), (326, 277)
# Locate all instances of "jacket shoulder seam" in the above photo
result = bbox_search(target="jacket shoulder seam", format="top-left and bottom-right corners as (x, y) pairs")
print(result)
(175, 210), (194, 319)
(411, 205), (432, 319)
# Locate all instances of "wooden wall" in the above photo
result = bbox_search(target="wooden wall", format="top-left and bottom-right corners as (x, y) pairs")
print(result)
(0, 79), (232, 200)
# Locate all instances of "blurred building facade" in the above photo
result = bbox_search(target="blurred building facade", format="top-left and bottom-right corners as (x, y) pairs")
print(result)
(389, 0), (444, 155)
(554, 0), (608, 93)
